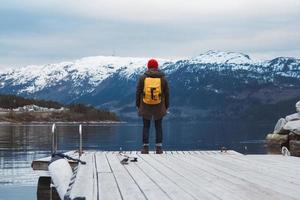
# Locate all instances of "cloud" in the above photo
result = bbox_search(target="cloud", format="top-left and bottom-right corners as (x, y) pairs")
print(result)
(4, 0), (299, 23)
(0, 0), (299, 68)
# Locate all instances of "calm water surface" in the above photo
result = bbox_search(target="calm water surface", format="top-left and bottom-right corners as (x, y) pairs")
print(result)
(0, 121), (272, 199)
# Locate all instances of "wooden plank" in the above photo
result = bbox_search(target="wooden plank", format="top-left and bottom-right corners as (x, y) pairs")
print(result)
(32, 151), (78, 171)
(149, 151), (155, 154)
(139, 154), (218, 199)
(98, 173), (122, 200)
(151, 154), (252, 200)
(184, 153), (299, 199)
(95, 152), (111, 173)
(95, 152), (122, 200)
(201, 154), (300, 188)
(169, 154), (291, 200)
(34, 151), (77, 162)
(116, 154), (171, 200)
(205, 151), (214, 155)
(93, 154), (98, 200)
(227, 150), (243, 155)
(247, 155), (300, 168)
(210, 151), (218, 155)
(137, 154), (199, 200)
(106, 153), (146, 200)
(67, 153), (97, 200)
(195, 151), (204, 155)
(173, 156), (296, 199)
(214, 154), (300, 185)
(205, 151), (213, 155)
(176, 151), (182, 154)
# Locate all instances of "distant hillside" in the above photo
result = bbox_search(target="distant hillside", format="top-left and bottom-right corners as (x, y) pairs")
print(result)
(0, 94), (119, 122)
(0, 94), (63, 109)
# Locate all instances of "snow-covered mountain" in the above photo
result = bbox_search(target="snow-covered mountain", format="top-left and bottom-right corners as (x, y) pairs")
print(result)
(1, 50), (300, 121)
(191, 50), (253, 64)
(0, 56), (172, 103)
(0, 56), (170, 94)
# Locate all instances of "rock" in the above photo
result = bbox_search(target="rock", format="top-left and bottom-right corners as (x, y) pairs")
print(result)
(289, 132), (300, 140)
(267, 102), (300, 156)
(283, 120), (300, 135)
(266, 133), (289, 154)
(296, 101), (300, 112)
(289, 140), (300, 156)
(266, 133), (289, 143)
(273, 118), (289, 134)
(285, 113), (300, 121)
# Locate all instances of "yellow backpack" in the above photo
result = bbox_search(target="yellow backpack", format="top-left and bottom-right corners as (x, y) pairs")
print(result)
(143, 77), (161, 105)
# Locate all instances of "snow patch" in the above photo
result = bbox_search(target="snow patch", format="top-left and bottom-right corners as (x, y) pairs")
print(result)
(191, 50), (254, 65)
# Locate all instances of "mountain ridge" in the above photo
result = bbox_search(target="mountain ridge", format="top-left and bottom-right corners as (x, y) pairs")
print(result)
(0, 50), (299, 121)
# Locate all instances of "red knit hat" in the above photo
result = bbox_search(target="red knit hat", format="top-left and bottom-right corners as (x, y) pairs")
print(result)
(147, 59), (159, 69)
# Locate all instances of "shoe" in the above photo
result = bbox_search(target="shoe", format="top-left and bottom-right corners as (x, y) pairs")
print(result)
(156, 146), (163, 154)
(141, 145), (149, 154)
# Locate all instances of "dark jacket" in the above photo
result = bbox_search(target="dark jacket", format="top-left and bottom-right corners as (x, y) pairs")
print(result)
(136, 69), (169, 120)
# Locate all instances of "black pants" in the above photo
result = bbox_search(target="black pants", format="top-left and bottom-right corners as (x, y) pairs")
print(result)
(143, 118), (163, 145)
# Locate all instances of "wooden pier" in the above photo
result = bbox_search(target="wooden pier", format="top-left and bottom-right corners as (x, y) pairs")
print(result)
(32, 151), (300, 200)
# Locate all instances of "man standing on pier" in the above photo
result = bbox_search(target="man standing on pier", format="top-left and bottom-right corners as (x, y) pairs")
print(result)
(136, 59), (170, 154)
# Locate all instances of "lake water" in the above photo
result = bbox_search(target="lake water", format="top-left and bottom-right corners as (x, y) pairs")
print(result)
(0, 121), (272, 199)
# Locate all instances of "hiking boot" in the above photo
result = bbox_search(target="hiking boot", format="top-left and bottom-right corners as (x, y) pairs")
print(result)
(156, 146), (163, 154)
(141, 145), (149, 154)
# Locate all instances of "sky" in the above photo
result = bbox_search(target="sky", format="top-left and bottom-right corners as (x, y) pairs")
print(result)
(0, 0), (300, 69)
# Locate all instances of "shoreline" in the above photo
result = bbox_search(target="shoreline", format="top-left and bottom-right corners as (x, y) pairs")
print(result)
(0, 120), (125, 125)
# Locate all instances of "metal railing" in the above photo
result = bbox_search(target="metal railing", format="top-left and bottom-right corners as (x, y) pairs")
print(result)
(51, 123), (57, 154)
(79, 124), (83, 157)
(51, 123), (83, 157)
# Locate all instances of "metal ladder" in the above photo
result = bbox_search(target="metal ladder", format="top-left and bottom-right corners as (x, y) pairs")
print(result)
(51, 123), (83, 157)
